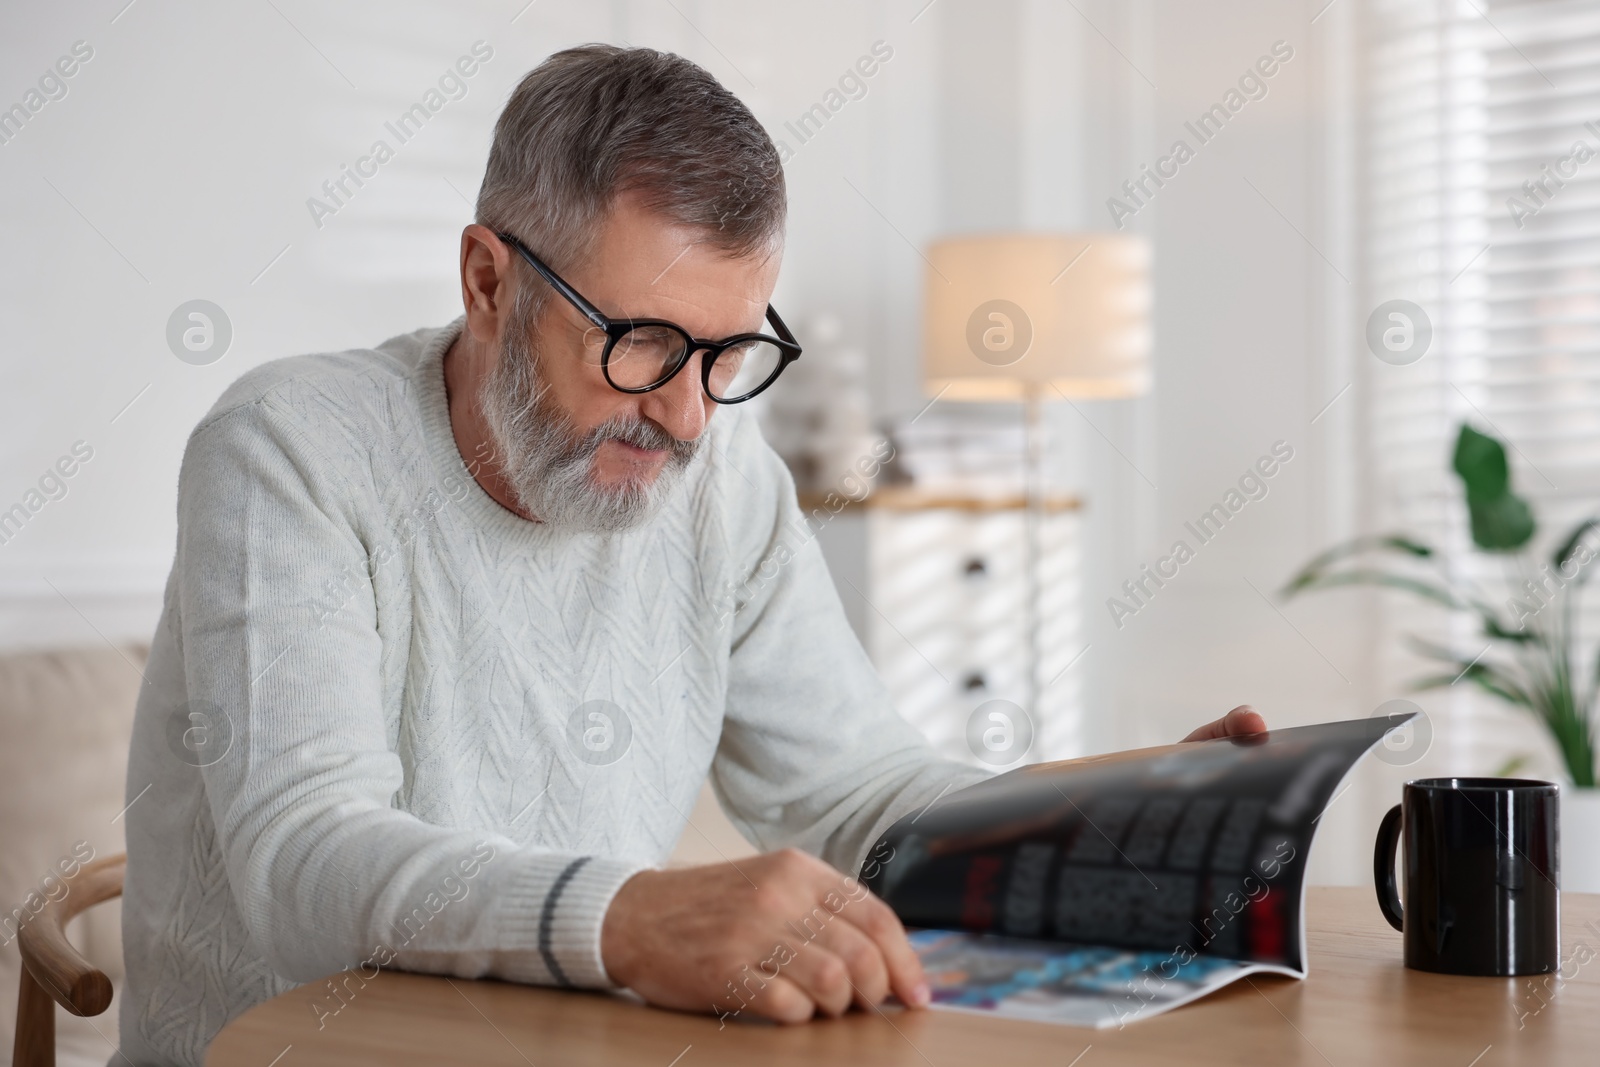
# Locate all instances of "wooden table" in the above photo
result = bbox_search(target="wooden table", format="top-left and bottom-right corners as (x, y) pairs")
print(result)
(207, 888), (1600, 1066)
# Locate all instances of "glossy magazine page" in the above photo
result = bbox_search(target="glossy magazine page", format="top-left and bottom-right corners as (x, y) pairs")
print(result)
(908, 930), (1278, 1029)
(860, 716), (1407, 1027)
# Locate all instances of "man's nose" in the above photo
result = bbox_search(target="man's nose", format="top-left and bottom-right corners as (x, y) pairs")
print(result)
(640, 351), (710, 442)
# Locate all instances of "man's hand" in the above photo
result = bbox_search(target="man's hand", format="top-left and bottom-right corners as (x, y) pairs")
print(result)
(600, 848), (931, 1024)
(1181, 704), (1267, 743)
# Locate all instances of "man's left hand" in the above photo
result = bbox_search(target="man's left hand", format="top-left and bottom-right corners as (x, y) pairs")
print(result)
(1181, 704), (1267, 743)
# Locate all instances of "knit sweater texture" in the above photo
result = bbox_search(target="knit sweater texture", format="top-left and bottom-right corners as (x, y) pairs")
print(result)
(117, 318), (985, 1065)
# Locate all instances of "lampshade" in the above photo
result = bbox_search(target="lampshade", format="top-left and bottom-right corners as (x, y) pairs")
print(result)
(922, 233), (1152, 400)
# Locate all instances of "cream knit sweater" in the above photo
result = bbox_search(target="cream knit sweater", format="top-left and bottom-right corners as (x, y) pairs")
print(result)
(116, 318), (985, 1065)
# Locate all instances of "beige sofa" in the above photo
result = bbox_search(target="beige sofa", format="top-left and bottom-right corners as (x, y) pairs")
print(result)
(0, 645), (142, 1067)
(0, 644), (754, 1066)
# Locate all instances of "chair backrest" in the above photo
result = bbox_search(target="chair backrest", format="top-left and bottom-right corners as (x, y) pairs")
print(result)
(12, 852), (125, 1067)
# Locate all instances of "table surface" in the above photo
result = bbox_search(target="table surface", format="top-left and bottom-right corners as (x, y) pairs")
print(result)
(207, 887), (1600, 1067)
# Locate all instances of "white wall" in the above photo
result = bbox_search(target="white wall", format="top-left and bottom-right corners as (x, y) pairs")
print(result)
(0, 0), (930, 637)
(1050, 0), (1390, 885)
(2, 0), (1389, 883)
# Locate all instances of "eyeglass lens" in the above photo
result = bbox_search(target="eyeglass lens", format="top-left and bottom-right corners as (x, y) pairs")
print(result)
(606, 325), (786, 400)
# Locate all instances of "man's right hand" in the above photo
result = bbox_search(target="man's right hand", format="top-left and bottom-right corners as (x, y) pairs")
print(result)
(599, 848), (931, 1024)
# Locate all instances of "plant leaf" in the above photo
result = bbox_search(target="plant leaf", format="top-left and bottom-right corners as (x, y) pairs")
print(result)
(1493, 754), (1531, 778)
(1278, 534), (1435, 597)
(1407, 634), (1530, 695)
(1453, 424), (1511, 501)
(1554, 517), (1600, 576)
(1535, 685), (1598, 788)
(1467, 493), (1536, 551)
(1411, 668), (1532, 709)
(1290, 568), (1492, 616)
(1402, 637), (1529, 698)
(1451, 424), (1536, 550)
(1404, 634), (1483, 666)
(1587, 642), (1600, 730)
(1482, 614), (1537, 642)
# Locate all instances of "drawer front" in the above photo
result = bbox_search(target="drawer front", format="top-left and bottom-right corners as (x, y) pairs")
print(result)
(865, 508), (1082, 763)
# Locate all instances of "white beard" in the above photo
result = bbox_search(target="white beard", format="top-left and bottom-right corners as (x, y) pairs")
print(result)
(477, 311), (700, 532)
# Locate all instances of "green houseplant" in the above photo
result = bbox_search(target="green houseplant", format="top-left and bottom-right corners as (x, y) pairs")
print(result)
(1281, 424), (1599, 888)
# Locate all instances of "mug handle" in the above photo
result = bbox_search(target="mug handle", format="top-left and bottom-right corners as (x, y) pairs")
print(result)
(1373, 803), (1405, 932)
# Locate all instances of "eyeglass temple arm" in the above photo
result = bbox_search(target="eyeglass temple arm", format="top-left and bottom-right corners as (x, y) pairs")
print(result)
(494, 232), (610, 331)
(765, 304), (799, 348)
(500, 231), (799, 355)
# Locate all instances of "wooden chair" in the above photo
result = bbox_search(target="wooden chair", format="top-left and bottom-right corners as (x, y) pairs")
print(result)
(12, 853), (126, 1067)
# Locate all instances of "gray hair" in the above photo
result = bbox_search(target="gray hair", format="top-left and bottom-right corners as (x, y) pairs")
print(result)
(476, 44), (786, 289)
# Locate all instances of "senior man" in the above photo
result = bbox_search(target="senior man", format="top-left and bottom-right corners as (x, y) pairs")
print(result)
(120, 44), (1263, 1064)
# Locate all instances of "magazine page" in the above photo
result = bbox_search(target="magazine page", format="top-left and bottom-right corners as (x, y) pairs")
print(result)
(860, 716), (1407, 1025)
(908, 929), (1293, 1029)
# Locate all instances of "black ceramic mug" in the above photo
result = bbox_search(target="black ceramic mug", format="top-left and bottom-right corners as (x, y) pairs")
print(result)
(1374, 777), (1560, 976)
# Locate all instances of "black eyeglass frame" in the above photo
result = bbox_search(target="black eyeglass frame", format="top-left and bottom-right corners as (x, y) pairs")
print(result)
(495, 231), (801, 404)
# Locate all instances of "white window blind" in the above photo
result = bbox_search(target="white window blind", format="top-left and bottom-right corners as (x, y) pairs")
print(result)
(1366, 0), (1600, 774)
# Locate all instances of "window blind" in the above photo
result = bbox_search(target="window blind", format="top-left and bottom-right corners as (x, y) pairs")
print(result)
(1365, 0), (1600, 774)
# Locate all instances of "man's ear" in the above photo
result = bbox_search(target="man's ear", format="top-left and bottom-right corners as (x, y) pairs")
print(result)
(460, 224), (515, 344)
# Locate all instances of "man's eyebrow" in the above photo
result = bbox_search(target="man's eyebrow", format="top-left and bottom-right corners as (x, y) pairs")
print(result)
(716, 315), (772, 341)
(640, 311), (769, 341)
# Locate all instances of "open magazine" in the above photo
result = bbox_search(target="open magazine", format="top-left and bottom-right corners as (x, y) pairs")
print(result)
(858, 715), (1410, 1028)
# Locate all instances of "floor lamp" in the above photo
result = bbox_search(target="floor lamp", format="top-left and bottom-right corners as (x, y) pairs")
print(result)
(922, 233), (1152, 729)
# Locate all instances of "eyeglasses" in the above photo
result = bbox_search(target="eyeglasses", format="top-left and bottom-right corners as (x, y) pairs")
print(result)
(496, 231), (801, 404)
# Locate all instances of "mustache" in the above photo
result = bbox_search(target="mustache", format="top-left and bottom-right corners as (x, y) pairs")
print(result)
(585, 413), (700, 463)
(476, 301), (702, 531)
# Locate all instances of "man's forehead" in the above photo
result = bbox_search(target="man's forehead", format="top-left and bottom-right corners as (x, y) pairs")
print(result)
(573, 204), (781, 332)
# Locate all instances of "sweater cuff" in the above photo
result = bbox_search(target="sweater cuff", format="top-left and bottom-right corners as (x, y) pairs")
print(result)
(501, 854), (648, 989)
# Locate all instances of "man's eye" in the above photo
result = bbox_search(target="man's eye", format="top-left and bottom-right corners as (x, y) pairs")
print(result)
(615, 328), (676, 358)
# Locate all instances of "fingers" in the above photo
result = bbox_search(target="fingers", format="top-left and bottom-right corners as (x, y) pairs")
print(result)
(776, 866), (890, 1016)
(775, 895), (926, 1017)
(1182, 704), (1266, 742)
(808, 915), (890, 1010)
(835, 885), (930, 1010)
(755, 855), (927, 1017)
(737, 973), (816, 1025)
(608, 849), (932, 1026)
(1228, 705), (1267, 733)
(778, 937), (856, 1018)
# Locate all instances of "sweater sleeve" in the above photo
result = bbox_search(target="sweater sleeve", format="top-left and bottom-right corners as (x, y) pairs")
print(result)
(708, 415), (992, 877)
(174, 399), (643, 990)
